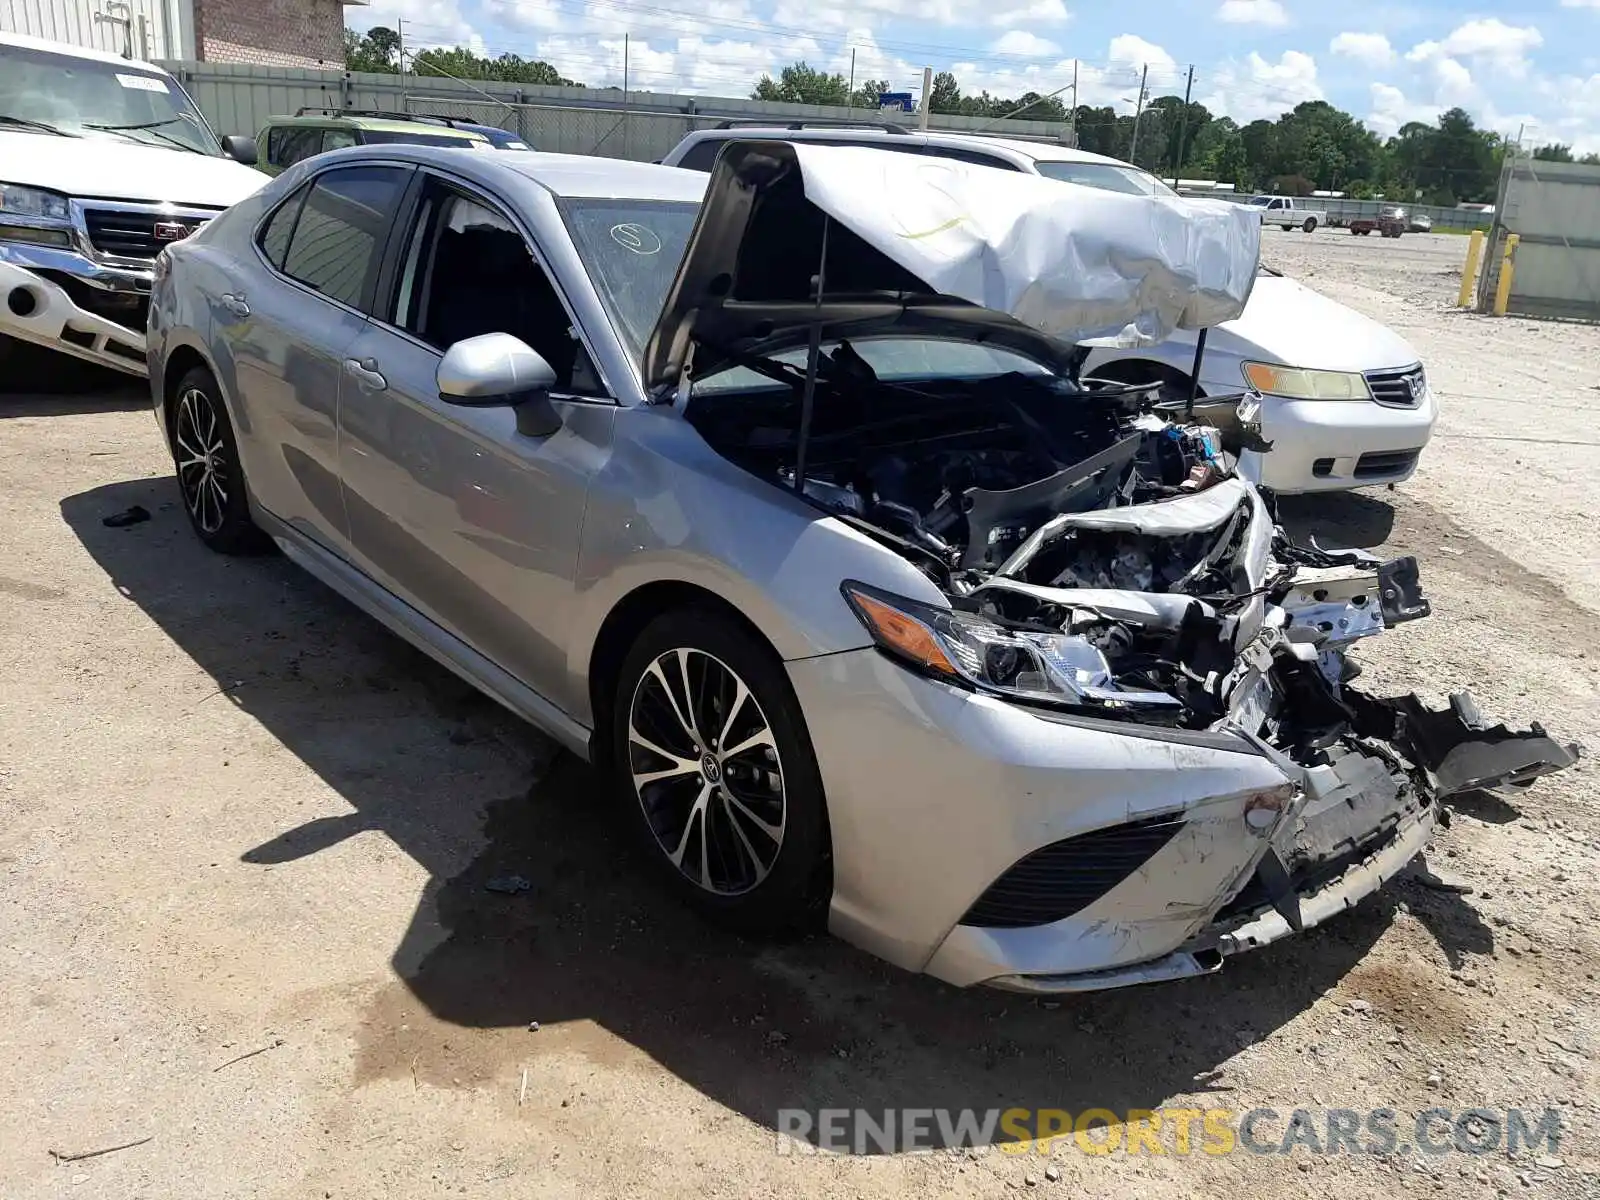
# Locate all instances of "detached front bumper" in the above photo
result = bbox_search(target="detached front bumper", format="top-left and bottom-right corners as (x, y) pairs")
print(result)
(0, 247), (151, 378)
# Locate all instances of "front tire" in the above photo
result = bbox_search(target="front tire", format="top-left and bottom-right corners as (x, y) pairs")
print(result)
(169, 366), (269, 554)
(611, 608), (830, 934)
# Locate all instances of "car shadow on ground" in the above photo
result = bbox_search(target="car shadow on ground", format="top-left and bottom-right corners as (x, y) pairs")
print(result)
(1274, 490), (1398, 550)
(62, 475), (1475, 1152)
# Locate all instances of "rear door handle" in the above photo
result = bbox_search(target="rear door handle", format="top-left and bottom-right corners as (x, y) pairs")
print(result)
(343, 357), (388, 392)
(220, 292), (250, 318)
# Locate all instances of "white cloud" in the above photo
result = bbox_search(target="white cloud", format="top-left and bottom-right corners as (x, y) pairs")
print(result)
(1329, 32), (1394, 67)
(1199, 49), (1322, 122)
(1408, 19), (1542, 79)
(990, 0), (1069, 25)
(1433, 56), (1474, 105)
(1367, 82), (1435, 136)
(1107, 34), (1175, 71)
(1217, 0), (1288, 28)
(991, 30), (1059, 57)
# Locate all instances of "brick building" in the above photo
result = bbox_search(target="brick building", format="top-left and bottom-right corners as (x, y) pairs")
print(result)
(1, 0), (366, 68)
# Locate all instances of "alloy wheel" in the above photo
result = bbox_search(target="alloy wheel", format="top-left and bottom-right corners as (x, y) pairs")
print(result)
(627, 648), (786, 895)
(174, 387), (229, 536)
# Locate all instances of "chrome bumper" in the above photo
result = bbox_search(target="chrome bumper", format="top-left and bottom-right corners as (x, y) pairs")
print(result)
(0, 253), (149, 377)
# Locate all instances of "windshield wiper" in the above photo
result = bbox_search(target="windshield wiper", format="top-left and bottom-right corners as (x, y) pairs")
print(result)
(83, 118), (182, 131)
(0, 114), (78, 137)
(83, 120), (205, 154)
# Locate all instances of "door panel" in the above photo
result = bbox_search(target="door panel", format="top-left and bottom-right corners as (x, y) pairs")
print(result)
(223, 164), (411, 556)
(337, 324), (605, 695)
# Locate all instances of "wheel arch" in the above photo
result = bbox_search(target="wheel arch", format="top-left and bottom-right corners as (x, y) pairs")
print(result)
(584, 580), (789, 767)
(1085, 356), (1202, 396)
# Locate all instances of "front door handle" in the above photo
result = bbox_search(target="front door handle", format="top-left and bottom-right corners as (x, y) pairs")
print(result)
(343, 357), (388, 392)
(220, 292), (250, 319)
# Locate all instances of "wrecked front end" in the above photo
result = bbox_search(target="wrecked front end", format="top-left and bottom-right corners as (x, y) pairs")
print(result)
(657, 141), (1580, 991)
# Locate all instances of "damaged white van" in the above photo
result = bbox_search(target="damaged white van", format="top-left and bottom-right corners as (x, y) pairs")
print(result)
(0, 32), (265, 384)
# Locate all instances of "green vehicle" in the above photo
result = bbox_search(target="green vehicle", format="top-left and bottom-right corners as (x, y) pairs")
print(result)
(255, 108), (490, 175)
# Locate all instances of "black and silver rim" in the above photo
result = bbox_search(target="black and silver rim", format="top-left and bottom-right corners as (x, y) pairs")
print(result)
(174, 387), (228, 535)
(627, 648), (785, 895)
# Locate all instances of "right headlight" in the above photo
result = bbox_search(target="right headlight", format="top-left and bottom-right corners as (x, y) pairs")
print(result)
(0, 182), (72, 224)
(1241, 362), (1372, 401)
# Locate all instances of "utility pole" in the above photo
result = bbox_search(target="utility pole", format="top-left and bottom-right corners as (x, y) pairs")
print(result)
(848, 48), (856, 110)
(622, 33), (631, 160)
(1127, 63), (1149, 163)
(1068, 58), (1078, 146)
(397, 18), (406, 108)
(1170, 64), (1194, 190)
(920, 65), (932, 131)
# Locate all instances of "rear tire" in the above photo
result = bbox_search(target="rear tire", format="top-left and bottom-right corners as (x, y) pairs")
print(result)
(1302, 217), (1317, 233)
(168, 365), (270, 555)
(611, 608), (830, 935)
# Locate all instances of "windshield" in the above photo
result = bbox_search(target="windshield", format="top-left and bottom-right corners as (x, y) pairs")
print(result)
(1033, 161), (1177, 197)
(362, 129), (483, 148)
(561, 197), (702, 357)
(0, 42), (221, 154)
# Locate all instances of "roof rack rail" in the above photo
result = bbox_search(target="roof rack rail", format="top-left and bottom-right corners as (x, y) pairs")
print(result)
(293, 106), (459, 127)
(710, 118), (911, 135)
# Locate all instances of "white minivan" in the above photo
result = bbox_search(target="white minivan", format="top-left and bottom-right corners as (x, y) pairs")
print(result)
(0, 31), (267, 384)
(663, 125), (1436, 493)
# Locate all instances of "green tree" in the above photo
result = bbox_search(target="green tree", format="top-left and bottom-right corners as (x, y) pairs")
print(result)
(1533, 143), (1575, 162)
(752, 62), (851, 105)
(929, 71), (962, 114)
(853, 78), (891, 108)
(344, 26), (399, 73)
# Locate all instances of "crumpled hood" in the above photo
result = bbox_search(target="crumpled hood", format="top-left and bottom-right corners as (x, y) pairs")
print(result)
(1218, 274), (1421, 373)
(0, 131), (267, 207)
(642, 140), (1262, 392)
(795, 144), (1261, 346)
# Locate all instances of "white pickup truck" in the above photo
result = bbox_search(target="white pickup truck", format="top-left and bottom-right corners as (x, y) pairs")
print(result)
(1247, 195), (1326, 232)
(0, 32), (266, 387)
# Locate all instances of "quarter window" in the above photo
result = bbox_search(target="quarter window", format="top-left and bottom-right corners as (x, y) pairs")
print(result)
(280, 165), (411, 310)
(256, 183), (308, 269)
(321, 128), (358, 153)
(267, 125), (321, 168)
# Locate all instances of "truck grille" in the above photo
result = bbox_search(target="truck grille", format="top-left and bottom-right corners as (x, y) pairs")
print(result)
(81, 205), (217, 262)
(960, 812), (1186, 929)
(1364, 365), (1426, 408)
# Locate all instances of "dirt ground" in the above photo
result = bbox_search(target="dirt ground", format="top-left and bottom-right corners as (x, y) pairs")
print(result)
(2, 230), (1598, 1199)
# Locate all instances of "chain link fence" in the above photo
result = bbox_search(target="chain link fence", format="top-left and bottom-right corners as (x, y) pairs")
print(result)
(401, 94), (723, 162)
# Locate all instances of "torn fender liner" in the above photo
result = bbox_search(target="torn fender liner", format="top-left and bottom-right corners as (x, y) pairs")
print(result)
(1350, 689), (1582, 797)
(789, 143), (1262, 348)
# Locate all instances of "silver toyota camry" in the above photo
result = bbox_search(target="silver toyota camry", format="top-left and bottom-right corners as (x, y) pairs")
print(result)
(146, 140), (1577, 993)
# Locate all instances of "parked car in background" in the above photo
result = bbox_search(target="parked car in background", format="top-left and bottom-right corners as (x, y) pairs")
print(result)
(663, 126), (1436, 493)
(1409, 212), (1433, 233)
(147, 140), (1577, 994)
(401, 111), (533, 150)
(1246, 195), (1326, 232)
(1351, 205), (1407, 238)
(254, 109), (490, 175)
(0, 30), (265, 386)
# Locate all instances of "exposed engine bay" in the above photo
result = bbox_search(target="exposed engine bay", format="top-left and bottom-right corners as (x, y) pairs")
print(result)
(686, 341), (1581, 802)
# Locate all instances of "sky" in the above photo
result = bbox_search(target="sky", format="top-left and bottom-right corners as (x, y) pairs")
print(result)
(348, 0), (1600, 153)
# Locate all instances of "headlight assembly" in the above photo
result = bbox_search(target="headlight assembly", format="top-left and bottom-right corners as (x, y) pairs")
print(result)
(0, 182), (72, 225)
(1241, 362), (1372, 401)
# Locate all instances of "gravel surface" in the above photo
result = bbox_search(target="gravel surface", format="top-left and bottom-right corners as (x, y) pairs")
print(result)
(2, 232), (1597, 1199)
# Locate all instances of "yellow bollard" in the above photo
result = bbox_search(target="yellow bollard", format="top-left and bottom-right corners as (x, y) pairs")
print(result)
(1458, 229), (1485, 307)
(1493, 233), (1521, 316)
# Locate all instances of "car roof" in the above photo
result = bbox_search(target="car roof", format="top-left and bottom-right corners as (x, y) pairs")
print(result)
(0, 29), (173, 72)
(319, 144), (709, 201)
(264, 114), (489, 138)
(683, 124), (1130, 164)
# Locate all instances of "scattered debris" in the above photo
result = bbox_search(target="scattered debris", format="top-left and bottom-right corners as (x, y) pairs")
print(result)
(485, 875), (531, 895)
(213, 1036), (285, 1072)
(1348, 999), (1373, 1013)
(1412, 869), (1473, 894)
(48, 1136), (153, 1163)
(1023, 1172), (1039, 1187)
(528, 1021), (541, 1032)
(519, 1068), (529, 1107)
(100, 505), (150, 528)
(1044, 1164), (1061, 1182)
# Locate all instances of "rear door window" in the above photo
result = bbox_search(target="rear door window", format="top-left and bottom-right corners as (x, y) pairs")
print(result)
(267, 125), (321, 168)
(280, 165), (413, 311)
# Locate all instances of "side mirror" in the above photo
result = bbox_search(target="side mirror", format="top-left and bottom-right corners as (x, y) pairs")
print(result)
(221, 135), (258, 166)
(437, 332), (562, 436)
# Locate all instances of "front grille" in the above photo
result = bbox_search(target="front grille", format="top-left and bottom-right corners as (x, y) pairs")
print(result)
(1364, 365), (1426, 408)
(960, 813), (1186, 929)
(82, 206), (215, 261)
(1354, 449), (1420, 479)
